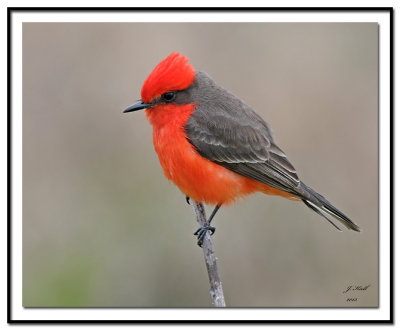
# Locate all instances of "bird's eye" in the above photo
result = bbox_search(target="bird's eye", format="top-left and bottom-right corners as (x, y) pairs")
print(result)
(161, 92), (176, 102)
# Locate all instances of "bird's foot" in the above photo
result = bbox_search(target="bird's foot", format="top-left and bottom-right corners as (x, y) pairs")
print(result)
(186, 196), (191, 205)
(194, 223), (216, 247)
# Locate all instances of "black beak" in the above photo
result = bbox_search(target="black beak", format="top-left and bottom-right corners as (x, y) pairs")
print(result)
(123, 100), (152, 113)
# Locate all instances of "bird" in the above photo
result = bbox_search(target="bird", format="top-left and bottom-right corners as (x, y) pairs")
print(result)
(124, 52), (360, 247)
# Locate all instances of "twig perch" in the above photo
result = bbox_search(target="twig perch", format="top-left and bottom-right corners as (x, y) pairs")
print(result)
(190, 200), (226, 307)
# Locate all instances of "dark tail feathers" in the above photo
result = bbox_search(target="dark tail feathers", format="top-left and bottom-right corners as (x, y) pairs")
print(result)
(300, 182), (361, 232)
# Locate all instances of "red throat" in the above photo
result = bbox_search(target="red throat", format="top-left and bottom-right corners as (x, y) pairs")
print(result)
(141, 53), (299, 205)
(141, 52), (196, 103)
(145, 104), (296, 205)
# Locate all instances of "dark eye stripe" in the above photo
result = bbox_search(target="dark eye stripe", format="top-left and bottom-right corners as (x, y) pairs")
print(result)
(161, 92), (176, 102)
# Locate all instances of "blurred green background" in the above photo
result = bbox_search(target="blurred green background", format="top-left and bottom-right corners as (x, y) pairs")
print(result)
(23, 23), (378, 307)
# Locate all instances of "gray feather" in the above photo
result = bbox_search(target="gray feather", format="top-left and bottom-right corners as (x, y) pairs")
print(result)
(183, 71), (360, 232)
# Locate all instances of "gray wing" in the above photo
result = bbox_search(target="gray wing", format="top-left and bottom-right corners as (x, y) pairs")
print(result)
(185, 102), (361, 232)
(185, 103), (302, 195)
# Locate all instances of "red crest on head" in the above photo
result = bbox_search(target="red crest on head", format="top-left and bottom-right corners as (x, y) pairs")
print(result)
(141, 53), (196, 103)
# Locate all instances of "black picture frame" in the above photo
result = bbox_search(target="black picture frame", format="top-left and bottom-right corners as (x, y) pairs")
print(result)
(7, 6), (393, 324)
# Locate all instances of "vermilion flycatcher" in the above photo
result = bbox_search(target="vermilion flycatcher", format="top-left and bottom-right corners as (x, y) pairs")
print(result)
(124, 53), (360, 247)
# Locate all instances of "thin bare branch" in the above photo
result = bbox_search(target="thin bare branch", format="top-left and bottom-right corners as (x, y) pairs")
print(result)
(190, 200), (226, 307)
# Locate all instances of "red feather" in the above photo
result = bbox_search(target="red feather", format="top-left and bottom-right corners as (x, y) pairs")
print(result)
(146, 103), (298, 205)
(141, 52), (195, 103)
(127, 52), (360, 233)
